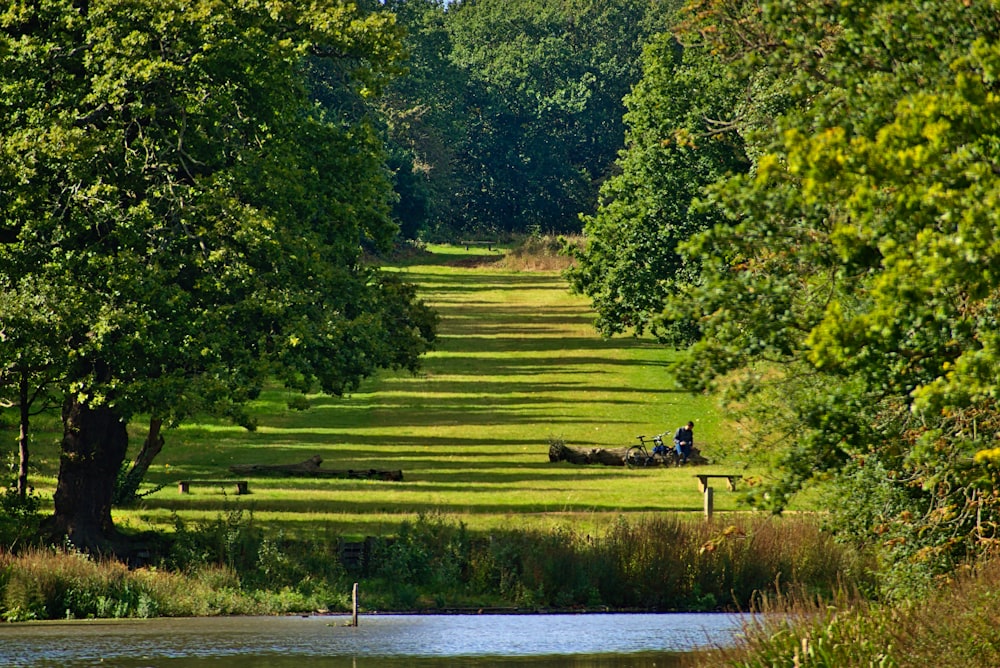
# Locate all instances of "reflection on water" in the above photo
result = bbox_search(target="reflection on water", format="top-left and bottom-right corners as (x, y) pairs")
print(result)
(0, 613), (743, 667)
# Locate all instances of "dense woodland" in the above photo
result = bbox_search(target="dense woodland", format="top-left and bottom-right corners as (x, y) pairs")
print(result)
(2, 0), (1000, 631)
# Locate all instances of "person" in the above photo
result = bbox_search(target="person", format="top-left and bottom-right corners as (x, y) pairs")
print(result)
(674, 421), (694, 465)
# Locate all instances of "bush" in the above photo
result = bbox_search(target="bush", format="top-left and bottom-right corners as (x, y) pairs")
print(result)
(0, 486), (41, 549)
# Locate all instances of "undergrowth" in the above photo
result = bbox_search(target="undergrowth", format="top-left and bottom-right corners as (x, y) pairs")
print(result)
(700, 557), (1000, 667)
(0, 511), (864, 620)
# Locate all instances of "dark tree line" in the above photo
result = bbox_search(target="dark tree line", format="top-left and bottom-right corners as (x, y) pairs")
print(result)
(378, 0), (678, 238)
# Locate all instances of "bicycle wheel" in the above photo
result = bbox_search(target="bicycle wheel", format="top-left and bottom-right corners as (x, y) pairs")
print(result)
(625, 445), (648, 468)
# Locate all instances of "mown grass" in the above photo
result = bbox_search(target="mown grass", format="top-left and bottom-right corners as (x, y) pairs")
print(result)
(1, 244), (863, 619)
(22, 244), (766, 539)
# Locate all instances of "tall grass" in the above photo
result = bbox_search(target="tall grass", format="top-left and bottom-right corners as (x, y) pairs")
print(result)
(362, 513), (867, 612)
(0, 513), (864, 620)
(0, 548), (262, 621)
(703, 558), (1000, 667)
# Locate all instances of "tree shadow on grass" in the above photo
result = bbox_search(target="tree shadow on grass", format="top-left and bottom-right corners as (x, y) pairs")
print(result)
(141, 496), (698, 516)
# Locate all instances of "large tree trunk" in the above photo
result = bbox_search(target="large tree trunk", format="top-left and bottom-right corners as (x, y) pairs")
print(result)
(548, 442), (629, 466)
(229, 455), (404, 481)
(45, 397), (130, 553)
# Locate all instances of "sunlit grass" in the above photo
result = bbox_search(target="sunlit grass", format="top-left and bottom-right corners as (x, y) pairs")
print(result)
(27, 245), (781, 538)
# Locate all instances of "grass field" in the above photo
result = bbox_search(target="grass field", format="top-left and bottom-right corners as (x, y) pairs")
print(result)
(25, 245), (762, 540)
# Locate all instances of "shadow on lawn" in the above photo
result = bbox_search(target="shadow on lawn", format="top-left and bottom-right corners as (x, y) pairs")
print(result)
(142, 496), (686, 516)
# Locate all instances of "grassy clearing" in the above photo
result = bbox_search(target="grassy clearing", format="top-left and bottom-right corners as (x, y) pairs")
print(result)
(24, 245), (768, 539)
(3, 245), (857, 618)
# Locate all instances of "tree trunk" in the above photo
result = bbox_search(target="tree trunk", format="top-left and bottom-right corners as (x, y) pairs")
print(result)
(116, 417), (164, 504)
(45, 397), (130, 553)
(17, 369), (30, 498)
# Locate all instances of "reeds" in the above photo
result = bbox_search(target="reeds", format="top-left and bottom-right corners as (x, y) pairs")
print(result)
(703, 557), (1000, 667)
(363, 513), (867, 612)
(0, 547), (331, 621)
(0, 513), (866, 620)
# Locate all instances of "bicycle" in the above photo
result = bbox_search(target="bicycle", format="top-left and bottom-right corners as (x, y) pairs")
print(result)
(625, 433), (678, 468)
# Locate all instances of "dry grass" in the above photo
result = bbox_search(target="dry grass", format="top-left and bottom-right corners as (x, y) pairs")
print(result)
(494, 233), (581, 271)
(700, 557), (1000, 667)
(0, 548), (329, 620)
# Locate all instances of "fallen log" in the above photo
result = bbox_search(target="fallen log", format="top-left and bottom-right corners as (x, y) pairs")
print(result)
(548, 442), (709, 466)
(548, 442), (629, 466)
(229, 455), (403, 481)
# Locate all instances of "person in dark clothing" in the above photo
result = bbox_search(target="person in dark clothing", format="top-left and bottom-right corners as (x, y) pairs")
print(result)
(674, 421), (694, 464)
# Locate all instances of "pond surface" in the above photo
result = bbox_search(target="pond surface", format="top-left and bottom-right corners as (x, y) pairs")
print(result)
(0, 613), (745, 667)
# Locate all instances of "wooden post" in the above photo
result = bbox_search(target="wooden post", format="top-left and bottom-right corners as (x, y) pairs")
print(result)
(704, 486), (714, 519)
(351, 582), (359, 627)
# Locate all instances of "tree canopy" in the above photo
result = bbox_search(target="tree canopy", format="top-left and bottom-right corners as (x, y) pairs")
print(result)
(574, 0), (1000, 594)
(380, 0), (670, 238)
(0, 0), (435, 552)
(567, 30), (751, 343)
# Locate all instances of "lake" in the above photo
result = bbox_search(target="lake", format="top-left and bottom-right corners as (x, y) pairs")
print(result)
(0, 613), (745, 667)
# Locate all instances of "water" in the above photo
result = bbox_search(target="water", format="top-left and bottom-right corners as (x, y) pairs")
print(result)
(0, 613), (745, 667)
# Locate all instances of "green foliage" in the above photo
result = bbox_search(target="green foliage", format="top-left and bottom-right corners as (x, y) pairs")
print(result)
(164, 507), (345, 602)
(0, 0), (436, 544)
(0, 549), (159, 621)
(364, 513), (863, 611)
(716, 559), (1000, 668)
(600, 0), (1000, 595)
(381, 0), (668, 237)
(0, 510), (863, 620)
(568, 28), (751, 343)
(167, 506), (264, 576)
(0, 485), (41, 549)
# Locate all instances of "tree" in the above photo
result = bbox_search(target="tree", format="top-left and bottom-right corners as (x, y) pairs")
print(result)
(568, 29), (751, 343)
(377, 0), (468, 239)
(441, 0), (664, 235)
(0, 0), (435, 554)
(0, 285), (66, 499)
(668, 0), (1000, 591)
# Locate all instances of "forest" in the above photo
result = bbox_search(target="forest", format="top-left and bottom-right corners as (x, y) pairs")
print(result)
(2, 0), (1000, 662)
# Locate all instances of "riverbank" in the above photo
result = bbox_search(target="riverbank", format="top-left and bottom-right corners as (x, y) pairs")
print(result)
(697, 556), (1000, 667)
(0, 513), (864, 622)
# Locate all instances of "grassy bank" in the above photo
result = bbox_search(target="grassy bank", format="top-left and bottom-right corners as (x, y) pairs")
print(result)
(0, 513), (864, 621)
(700, 557), (1000, 667)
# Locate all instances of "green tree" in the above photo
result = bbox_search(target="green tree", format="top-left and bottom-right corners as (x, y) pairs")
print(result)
(670, 0), (1000, 590)
(0, 0), (435, 554)
(568, 29), (751, 342)
(0, 285), (66, 498)
(378, 0), (468, 239)
(443, 0), (663, 234)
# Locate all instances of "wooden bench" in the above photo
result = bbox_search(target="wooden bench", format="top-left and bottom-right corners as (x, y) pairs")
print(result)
(177, 480), (249, 495)
(695, 474), (741, 493)
(459, 239), (498, 251)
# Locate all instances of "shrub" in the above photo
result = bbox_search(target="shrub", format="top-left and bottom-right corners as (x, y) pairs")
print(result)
(0, 486), (42, 550)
